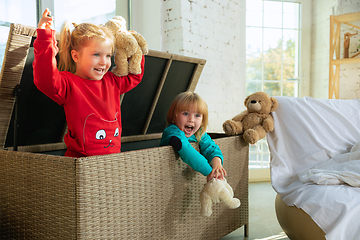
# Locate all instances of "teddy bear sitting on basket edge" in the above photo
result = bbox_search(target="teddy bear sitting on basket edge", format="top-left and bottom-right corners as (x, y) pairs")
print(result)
(222, 91), (278, 145)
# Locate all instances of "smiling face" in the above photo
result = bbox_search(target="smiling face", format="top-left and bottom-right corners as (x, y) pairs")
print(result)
(71, 38), (113, 80)
(175, 106), (203, 138)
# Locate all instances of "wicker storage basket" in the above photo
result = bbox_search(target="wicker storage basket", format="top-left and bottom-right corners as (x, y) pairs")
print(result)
(0, 23), (249, 239)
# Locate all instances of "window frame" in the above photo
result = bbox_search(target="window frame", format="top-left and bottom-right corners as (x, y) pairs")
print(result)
(245, 0), (311, 182)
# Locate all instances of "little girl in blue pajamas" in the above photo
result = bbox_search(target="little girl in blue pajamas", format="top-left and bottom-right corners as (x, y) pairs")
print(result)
(160, 92), (227, 182)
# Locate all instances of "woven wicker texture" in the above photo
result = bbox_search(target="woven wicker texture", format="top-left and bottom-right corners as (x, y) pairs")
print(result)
(0, 136), (248, 239)
(77, 136), (248, 239)
(0, 24), (36, 148)
(0, 150), (77, 239)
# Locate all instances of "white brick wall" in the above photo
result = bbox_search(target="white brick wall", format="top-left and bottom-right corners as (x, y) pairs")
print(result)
(340, 63), (360, 99)
(162, 0), (246, 132)
(311, 0), (337, 99)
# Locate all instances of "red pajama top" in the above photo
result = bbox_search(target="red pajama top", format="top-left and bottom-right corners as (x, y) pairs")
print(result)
(33, 29), (144, 157)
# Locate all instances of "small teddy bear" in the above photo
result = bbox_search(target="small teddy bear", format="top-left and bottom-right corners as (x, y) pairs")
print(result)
(105, 16), (148, 77)
(200, 178), (241, 217)
(222, 91), (278, 145)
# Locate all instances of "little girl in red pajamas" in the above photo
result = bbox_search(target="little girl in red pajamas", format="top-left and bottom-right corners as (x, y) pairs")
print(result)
(33, 9), (145, 157)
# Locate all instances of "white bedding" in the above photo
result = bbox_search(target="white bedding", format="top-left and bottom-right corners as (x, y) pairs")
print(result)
(299, 141), (360, 187)
(268, 96), (360, 240)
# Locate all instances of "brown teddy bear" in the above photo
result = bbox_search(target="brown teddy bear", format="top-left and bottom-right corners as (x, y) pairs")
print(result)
(222, 92), (278, 144)
(105, 16), (148, 77)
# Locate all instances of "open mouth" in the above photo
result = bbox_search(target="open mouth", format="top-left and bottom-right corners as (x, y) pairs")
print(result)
(94, 68), (105, 74)
(184, 125), (194, 135)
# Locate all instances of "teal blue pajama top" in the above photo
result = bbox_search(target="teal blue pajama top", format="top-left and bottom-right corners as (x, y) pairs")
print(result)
(160, 124), (224, 176)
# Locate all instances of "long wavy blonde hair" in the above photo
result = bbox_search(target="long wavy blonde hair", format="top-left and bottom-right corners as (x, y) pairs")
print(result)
(58, 22), (115, 73)
(166, 92), (209, 141)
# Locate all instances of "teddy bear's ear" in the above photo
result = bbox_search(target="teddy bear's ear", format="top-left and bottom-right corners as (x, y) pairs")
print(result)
(270, 97), (278, 112)
(244, 95), (250, 107)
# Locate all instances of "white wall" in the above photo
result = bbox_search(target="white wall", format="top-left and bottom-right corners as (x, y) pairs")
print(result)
(299, 0), (313, 97)
(164, 0), (246, 133)
(131, 0), (246, 133)
(311, 0), (360, 99)
(311, 0), (337, 99)
(131, 0), (163, 51)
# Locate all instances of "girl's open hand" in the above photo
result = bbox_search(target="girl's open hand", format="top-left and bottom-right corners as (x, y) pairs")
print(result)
(207, 157), (227, 182)
(38, 8), (54, 29)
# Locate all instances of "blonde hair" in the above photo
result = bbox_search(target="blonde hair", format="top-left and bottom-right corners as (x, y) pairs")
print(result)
(166, 92), (209, 141)
(58, 22), (115, 73)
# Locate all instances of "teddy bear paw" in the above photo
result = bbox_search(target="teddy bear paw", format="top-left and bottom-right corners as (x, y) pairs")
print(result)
(228, 198), (241, 209)
(200, 207), (212, 217)
(243, 129), (259, 144)
(223, 120), (240, 136)
(112, 66), (128, 77)
(263, 120), (274, 132)
(128, 65), (142, 75)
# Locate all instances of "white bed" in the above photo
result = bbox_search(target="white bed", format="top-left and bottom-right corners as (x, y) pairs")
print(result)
(268, 96), (360, 240)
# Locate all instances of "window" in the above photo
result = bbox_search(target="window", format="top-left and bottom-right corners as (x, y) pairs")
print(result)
(0, 26), (9, 71)
(52, 0), (116, 31)
(0, 0), (116, 70)
(246, 0), (301, 170)
(0, 0), (37, 71)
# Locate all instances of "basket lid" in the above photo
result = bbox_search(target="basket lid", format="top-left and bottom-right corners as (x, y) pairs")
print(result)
(0, 23), (206, 152)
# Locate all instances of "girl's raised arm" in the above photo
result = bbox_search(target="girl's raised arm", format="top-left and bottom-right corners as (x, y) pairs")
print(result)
(38, 8), (54, 29)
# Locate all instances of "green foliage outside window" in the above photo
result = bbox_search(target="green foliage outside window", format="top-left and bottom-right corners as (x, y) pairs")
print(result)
(246, 38), (297, 97)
